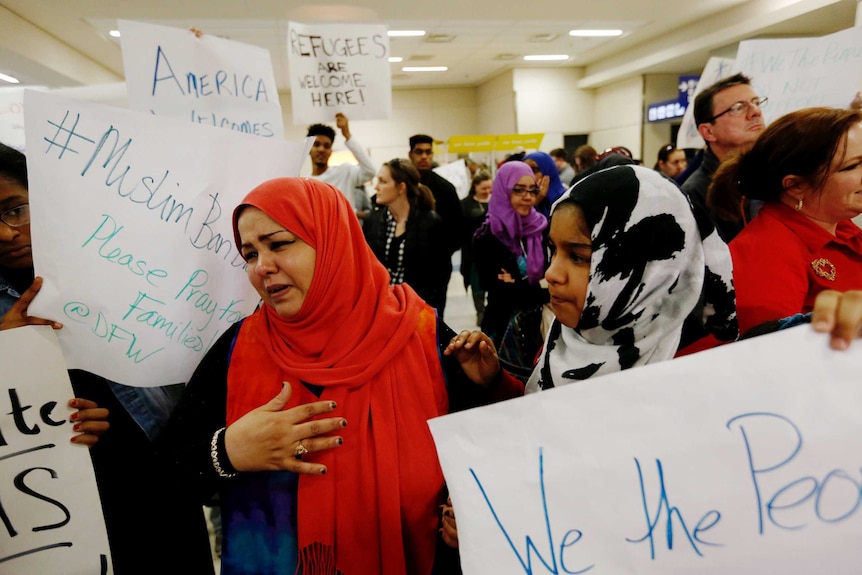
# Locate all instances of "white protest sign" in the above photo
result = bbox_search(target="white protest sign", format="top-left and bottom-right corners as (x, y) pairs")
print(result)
(119, 20), (284, 139)
(429, 326), (862, 574)
(0, 86), (46, 151)
(433, 159), (469, 199)
(0, 326), (112, 574)
(287, 21), (390, 124)
(675, 58), (735, 150)
(736, 26), (862, 125)
(24, 89), (309, 387)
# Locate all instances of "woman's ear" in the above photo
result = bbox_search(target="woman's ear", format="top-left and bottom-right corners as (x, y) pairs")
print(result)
(781, 174), (805, 200)
(397, 182), (407, 196)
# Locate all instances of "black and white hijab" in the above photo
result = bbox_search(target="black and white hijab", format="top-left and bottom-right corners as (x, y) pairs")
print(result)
(526, 164), (737, 393)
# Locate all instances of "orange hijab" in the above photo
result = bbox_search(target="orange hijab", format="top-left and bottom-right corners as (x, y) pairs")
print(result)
(227, 178), (448, 575)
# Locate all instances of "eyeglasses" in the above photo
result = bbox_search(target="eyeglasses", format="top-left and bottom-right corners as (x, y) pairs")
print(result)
(0, 204), (29, 227)
(708, 97), (768, 123)
(511, 186), (540, 196)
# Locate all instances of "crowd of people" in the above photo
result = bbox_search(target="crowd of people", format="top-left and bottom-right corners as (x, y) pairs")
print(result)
(3, 70), (862, 573)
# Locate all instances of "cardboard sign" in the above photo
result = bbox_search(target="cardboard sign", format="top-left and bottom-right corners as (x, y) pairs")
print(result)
(735, 26), (862, 125)
(0, 326), (112, 574)
(429, 326), (862, 574)
(287, 21), (391, 123)
(24, 89), (308, 387)
(119, 20), (284, 138)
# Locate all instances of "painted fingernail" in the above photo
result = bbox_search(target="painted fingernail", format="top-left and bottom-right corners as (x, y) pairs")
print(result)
(336, 437), (343, 445)
(341, 419), (348, 428)
(320, 467), (327, 475)
(73, 424), (81, 432)
(70, 436), (79, 443)
(329, 401), (337, 409)
(70, 412), (78, 421)
(69, 399), (78, 408)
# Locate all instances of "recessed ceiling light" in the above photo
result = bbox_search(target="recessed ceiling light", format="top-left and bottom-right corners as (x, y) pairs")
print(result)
(388, 56), (403, 63)
(0, 72), (20, 84)
(569, 29), (623, 37)
(529, 33), (558, 43)
(109, 30), (121, 38)
(388, 30), (426, 37)
(523, 55), (569, 61)
(402, 66), (448, 72)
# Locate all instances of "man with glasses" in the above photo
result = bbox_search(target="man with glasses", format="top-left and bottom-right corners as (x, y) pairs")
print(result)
(407, 134), (465, 315)
(682, 73), (767, 242)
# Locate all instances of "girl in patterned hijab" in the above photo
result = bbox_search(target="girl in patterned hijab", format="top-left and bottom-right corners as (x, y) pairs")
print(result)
(526, 164), (738, 392)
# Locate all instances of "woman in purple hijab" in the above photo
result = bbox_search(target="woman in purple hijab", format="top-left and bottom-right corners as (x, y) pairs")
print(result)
(472, 161), (549, 353)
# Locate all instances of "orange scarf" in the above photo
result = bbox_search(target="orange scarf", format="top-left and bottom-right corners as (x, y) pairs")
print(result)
(226, 178), (448, 575)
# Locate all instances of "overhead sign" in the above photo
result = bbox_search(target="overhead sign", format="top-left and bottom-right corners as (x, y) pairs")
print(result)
(24, 90), (308, 387)
(119, 20), (284, 138)
(0, 326), (112, 574)
(447, 133), (545, 153)
(287, 21), (391, 124)
(430, 326), (862, 574)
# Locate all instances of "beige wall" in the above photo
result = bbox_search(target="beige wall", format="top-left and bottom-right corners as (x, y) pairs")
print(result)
(589, 76), (644, 160)
(513, 67), (594, 151)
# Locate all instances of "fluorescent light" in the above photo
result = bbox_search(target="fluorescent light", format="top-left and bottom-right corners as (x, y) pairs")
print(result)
(388, 30), (426, 37)
(388, 56), (403, 63)
(402, 66), (448, 72)
(569, 29), (622, 37)
(0, 73), (20, 84)
(523, 55), (569, 61)
(109, 30), (121, 38)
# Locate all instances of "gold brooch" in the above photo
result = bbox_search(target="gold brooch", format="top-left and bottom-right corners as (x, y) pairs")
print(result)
(811, 258), (836, 281)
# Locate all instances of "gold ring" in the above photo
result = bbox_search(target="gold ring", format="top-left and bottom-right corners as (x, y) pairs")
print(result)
(293, 441), (309, 460)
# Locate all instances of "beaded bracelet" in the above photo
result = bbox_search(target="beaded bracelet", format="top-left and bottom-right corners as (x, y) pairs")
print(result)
(210, 427), (238, 479)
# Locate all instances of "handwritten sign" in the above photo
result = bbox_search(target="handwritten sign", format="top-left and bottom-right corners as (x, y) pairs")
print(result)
(119, 20), (284, 139)
(676, 57), (735, 149)
(24, 89), (308, 387)
(0, 326), (112, 574)
(0, 86), (46, 151)
(429, 326), (862, 574)
(287, 21), (390, 124)
(735, 26), (862, 125)
(433, 159), (469, 199)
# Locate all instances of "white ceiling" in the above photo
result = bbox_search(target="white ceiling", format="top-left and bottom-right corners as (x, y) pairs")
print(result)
(0, 0), (856, 91)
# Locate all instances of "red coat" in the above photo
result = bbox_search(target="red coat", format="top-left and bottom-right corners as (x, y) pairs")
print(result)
(730, 202), (862, 334)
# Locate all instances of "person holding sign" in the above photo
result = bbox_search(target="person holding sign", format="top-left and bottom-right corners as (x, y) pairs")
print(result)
(307, 112), (375, 221)
(710, 107), (862, 334)
(0, 141), (215, 575)
(158, 177), (521, 575)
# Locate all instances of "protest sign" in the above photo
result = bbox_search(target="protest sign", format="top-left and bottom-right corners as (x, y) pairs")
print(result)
(735, 26), (862, 125)
(676, 57), (735, 150)
(287, 21), (390, 124)
(0, 326), (112, 574)
(433, 159), (469, 199)
(24, 89), (309, 387)
(429, 326), (862, 574)
(119, 20), (284, 138)
(0, 86), (46, 151)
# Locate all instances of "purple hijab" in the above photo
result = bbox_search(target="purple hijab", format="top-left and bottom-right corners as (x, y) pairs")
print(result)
(479, 161), (548, 285)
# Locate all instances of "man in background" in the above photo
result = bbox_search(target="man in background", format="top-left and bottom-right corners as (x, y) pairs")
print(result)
(550, 148), (575, 187)
(408, 134), (465, 315)
(307, 113), (376, 220)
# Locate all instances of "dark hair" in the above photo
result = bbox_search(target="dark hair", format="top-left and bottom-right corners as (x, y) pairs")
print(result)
(709, 107), (862, 220)
(574, 145), (598, 170)
(693, 73), (752, 125)
(549, 148), (569, 162)
(409, 134), (434, 151)
(656, 143), (679, 164)
(468, 171), (492, 197)
(384, 158), (435, 211)
(306, 123), (336, 141)
(0, 142), (27, 188)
